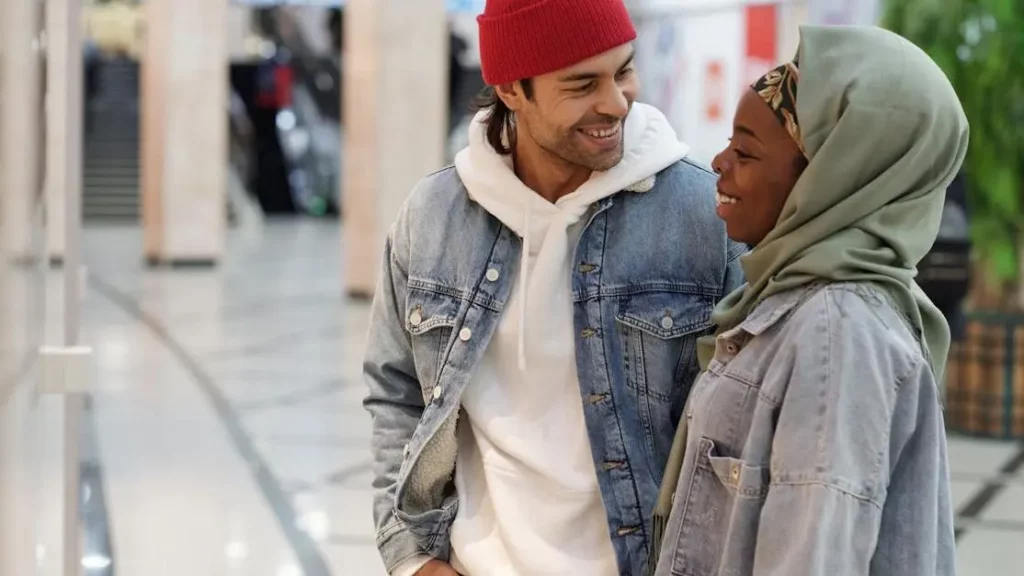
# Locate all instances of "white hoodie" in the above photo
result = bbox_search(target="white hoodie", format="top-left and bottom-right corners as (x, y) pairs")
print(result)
(395, 103), (689, 576)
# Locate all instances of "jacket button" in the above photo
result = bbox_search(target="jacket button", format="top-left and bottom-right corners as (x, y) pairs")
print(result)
(432, 386), (442, 400)
(485, 268), (500, 282)
(409, 310), (423, 327)
(459, 327), (472, 341)
(661, 316), (674, 330)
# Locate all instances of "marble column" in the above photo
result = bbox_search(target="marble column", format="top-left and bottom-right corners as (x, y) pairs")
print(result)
(141, 0), (228, 265)
(0, 0), (44, 263)
(342, 0), (449, 297)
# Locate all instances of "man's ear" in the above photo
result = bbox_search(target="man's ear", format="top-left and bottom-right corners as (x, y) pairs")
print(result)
(495, 82), (526, 112)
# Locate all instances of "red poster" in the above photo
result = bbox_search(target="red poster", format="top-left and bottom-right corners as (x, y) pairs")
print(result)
(704, 61), (725, 122)
(744, 4), (778, 88)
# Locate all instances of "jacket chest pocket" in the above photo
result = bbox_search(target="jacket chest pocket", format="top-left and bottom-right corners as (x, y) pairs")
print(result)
(669, 437), (769, 576)
(405, 289), (461, 403)
(615, 291), (712, 474)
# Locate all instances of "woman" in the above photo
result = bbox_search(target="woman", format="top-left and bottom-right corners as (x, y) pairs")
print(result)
(651, 25), (967, 576)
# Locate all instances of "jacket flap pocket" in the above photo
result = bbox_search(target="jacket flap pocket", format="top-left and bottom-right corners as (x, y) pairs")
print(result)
(701, 440), (769, 499)
(615, 291), (712, 339)
(405, 289), (460, 335)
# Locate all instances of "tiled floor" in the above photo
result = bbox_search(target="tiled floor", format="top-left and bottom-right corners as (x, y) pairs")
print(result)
(68, 221), (1024, 575)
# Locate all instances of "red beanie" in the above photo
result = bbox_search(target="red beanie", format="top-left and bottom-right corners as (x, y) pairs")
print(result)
(478, 0), (637, 86)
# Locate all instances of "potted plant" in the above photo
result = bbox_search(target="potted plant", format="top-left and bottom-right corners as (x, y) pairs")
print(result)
(885, 0), (1024, 439)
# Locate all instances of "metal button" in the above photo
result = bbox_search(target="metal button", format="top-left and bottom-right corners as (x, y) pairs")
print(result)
(403, 444), (410, 457)
(731, 465), (740, 480)
(432, 386), (442, 400)
(409, 310), (423, 327)
(661, 316), (674, 330)
(459, 327), (472, 342)
(725, 343), (739, 354)
(485, 268), (500, 282)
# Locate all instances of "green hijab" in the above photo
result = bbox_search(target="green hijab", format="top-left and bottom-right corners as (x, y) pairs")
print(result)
(699, 25), (969, 380)
(650, 25), (969, 571)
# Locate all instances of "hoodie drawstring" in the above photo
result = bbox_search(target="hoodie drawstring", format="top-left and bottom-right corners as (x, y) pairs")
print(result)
(518, 201), (531, 372)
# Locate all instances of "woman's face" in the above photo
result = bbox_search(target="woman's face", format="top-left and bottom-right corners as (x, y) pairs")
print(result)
(711, 90), (807, 246)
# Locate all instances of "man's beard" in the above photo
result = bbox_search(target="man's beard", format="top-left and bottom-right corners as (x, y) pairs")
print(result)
(542, 123), (626, 172)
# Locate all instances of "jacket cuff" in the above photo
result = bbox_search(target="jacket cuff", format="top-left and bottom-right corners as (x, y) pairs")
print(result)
(392, 554), (432, 576)
(377, 518), (434, 574)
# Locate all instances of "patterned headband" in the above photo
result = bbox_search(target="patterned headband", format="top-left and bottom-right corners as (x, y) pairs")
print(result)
(751, 60), (806, 157)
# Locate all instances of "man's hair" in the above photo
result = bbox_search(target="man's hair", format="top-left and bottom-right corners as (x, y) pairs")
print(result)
(471, 79), (534, 156)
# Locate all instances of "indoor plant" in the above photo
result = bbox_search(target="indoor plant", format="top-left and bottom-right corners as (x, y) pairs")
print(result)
(885, 0), (1024, 438)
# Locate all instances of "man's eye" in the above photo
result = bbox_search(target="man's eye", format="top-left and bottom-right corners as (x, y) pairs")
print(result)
(616, 68), (634, 80)
(735, 150), (754, 160)
(571, 82), (596, 93)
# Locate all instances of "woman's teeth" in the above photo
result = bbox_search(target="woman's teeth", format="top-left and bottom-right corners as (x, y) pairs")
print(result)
(716, 192), (738, 205)
(582, 124), (621, 139)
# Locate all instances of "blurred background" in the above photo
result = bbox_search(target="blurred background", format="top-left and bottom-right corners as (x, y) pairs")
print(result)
(0, 0), (1020, 574)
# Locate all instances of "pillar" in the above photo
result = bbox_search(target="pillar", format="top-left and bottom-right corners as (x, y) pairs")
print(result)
(0, 3), (44, 572)
(342, 0), (449, 297)
(141, 0), (228, 265)
(0, 0), (44, 263)
(44, 0), (85, 262)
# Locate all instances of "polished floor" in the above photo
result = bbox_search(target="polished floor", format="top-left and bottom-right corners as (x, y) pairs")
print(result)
(32, 221), (1024, 574)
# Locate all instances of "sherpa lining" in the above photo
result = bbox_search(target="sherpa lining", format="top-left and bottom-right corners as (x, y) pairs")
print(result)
(402, 411), (459, 514)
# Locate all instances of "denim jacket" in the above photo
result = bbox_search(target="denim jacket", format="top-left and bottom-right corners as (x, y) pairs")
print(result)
(363, 159), (746, 575)
(655, 282), (956, 576)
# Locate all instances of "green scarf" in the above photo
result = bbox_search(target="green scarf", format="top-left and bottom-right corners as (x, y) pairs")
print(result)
(649, 25), (969, 572)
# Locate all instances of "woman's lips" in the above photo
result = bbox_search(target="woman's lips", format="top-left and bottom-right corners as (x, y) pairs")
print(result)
(716, 191), (739, 206)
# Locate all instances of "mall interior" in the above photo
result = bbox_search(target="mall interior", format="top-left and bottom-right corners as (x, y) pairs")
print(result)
(0, 0), (1021, 575)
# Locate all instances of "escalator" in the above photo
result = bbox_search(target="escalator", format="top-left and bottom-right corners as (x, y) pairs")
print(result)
(83, 58), (140, 222)
(82, 57), (250, 224)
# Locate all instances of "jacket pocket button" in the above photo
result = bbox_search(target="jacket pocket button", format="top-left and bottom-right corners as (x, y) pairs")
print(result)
(409, 309), (423, 327)
(432, 386), (442, 400)
(661, 316), (674, 330)
(459, 327), (472, 341)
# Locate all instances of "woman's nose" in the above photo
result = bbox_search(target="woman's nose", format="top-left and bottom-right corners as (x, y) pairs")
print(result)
(711, 152), (730, 175)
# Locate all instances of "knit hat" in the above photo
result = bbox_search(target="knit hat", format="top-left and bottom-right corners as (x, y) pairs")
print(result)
(478, 0), (637, 86)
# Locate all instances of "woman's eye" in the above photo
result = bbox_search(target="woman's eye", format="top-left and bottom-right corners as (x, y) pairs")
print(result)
(735, 149), (754, 160)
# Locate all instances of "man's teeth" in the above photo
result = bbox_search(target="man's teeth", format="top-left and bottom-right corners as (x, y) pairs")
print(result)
(716, 193), (738, 205)
(583, 124), (621, 139)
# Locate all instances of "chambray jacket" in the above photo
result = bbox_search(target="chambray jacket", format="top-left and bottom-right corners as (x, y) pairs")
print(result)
(363, 159), (746, 575)
(655, 282), (956, 576)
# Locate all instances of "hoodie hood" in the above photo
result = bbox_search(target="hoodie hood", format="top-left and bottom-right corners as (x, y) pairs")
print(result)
(455, 102), (689, 237)
(454, 102), (690, 370)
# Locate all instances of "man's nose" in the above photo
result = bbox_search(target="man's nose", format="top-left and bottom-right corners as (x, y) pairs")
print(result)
(595, 84), (630, 119)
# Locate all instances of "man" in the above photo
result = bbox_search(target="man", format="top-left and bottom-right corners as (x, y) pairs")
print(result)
(363, 1), (745, 574)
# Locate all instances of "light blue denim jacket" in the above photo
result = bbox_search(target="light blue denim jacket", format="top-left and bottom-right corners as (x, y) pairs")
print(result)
(655, 282), (956, 576)
(363, 160), (746, 575)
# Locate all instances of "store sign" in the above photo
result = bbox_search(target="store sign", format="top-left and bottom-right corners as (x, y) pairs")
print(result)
(744, 4), (778, 87)
(704, 61), (725, 122)
(632, 1), (799, 164)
